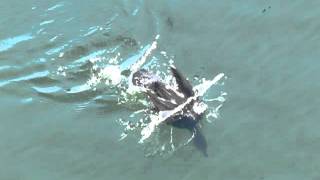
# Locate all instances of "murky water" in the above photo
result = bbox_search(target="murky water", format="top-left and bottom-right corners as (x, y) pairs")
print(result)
(1, 0), (320, 179)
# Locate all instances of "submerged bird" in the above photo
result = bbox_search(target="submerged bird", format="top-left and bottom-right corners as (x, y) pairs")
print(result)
(131, 66), (208, 157)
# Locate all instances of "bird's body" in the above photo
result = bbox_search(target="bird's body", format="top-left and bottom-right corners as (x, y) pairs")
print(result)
(132, 66), (208, 157)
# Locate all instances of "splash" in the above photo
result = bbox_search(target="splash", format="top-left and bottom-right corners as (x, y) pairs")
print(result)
(84, 35), (160, 91)
(130, 35), (160, 73)
(53, 34), (226, 156)
(84, 34), (225, 156)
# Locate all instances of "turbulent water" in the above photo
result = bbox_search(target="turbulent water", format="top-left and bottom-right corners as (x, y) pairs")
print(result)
(1, 0), (320, 179)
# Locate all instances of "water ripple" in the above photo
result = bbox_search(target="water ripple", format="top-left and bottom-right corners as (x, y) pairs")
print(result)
(39, 19), (55, 26)
(72, 49), (107, 65)
(46, 44), (68, 55)
(82, 26), (100, 37)
(0, 70), (49, 87)
(47, 3), (64, 11)
(32, 86), (62, 94)
(0, 34), (34, 52)
(0, 66), (11, 71)
(67, 84), (91, 94)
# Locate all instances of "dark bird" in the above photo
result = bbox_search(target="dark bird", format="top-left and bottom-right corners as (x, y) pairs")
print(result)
(132, 66), (208, 157)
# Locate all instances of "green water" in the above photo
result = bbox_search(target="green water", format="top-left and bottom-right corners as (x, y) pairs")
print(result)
(1, 0), (319, 179)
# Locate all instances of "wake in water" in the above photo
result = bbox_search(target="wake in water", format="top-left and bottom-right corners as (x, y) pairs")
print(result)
(53, 34), (226, 157)
(82, 35), (227, 157)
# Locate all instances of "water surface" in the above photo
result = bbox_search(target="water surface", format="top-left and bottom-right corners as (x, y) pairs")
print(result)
(1, 0), (320, 180)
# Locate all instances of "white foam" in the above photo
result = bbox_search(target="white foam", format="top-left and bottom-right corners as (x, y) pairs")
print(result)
(99, 65), (122, 86)
(130, 35), (160, 73)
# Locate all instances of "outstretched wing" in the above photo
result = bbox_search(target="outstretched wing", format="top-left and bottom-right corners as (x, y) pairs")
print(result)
(170, 66), (194, 97)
